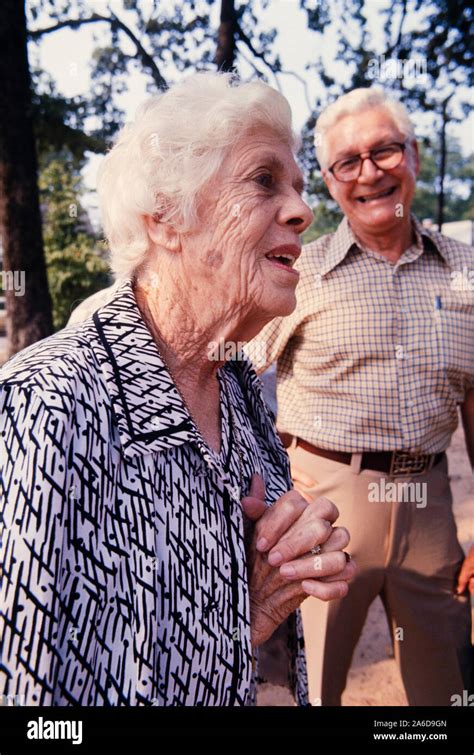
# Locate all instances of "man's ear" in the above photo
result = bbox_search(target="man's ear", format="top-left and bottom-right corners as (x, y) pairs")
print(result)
(410, 139), (421, 178)
(144, 214), (181, 252)
(321, 169), (337, 200)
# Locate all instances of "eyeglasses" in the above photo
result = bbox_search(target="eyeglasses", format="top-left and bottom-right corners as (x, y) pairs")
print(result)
(328, 142), (407, 182)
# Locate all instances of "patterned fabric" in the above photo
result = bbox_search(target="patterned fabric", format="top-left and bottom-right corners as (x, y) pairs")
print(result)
(67, 282), (119, 325)
(0, 280), (307, 706)
(245, 215), (474, 453)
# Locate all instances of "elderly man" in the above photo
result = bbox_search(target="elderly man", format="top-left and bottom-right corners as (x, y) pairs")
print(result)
(246, 87), (473, 706)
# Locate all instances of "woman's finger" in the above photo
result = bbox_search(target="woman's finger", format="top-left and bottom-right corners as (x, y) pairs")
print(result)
(278, 551), (352, 581)
(301, 579), (349, 601)
(319, 559), (356, 583)
(320, 526), (350, 553)
(241, 496), (267, 521)
(268, 517), (333, 566)
(241, 473), (267, 521)
(266, 497), (339, 565)
(254, 490), (308, 554)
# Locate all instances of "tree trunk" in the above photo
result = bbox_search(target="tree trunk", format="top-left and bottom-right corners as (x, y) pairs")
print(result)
(215, 0), (236, 72)
(0, 0), (53, 359)
(436, 97), (451, 232)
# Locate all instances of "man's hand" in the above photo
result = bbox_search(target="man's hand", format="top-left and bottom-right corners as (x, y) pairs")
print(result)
(460, 389), (474, 470)
(457, 544), (474, 595)
(241, 473), (355, 647)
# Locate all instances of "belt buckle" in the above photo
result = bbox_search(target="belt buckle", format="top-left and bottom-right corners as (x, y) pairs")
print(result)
(389, 451), (432, 477)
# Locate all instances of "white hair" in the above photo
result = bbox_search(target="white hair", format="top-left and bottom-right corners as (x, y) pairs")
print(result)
(314, 87), (416, 168)
(97, 71), (295, 279)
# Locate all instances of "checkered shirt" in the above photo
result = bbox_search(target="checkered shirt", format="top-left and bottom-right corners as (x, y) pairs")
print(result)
(245, 215), (474, 453)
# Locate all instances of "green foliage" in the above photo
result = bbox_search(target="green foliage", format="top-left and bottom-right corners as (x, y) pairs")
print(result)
(45, 240), (111, 330)
(303, 203), (342, 244)
(39, 153), (111, 330)
(32, 69), (106, 164)
(412, 136), (474, 222)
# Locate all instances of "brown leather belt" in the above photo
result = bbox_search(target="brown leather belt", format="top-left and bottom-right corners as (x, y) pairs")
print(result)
(294, 437), (445, 477)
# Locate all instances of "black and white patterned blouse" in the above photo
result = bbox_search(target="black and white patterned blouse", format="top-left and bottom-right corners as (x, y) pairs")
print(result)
(0, 280), (307, 706)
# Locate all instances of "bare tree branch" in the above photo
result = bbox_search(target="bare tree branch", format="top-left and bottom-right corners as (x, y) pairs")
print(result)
(277, 69), (313, 112)
(236, 24), (288, 95)
(29, 12), (167, 89)
(235, 43), (269, 81)
(235, 22), (273, 68)
(29, 13), (106, 37)
(236, 23), (312, 114)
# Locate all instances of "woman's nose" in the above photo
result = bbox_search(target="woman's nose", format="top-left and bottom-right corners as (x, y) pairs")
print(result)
(281, 192), (313, 233)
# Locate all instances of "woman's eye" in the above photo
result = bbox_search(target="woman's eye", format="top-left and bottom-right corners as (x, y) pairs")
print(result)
(254, 173), (274, 189)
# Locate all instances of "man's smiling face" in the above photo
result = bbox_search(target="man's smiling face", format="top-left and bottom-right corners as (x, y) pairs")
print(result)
(322, 107), (420, 238)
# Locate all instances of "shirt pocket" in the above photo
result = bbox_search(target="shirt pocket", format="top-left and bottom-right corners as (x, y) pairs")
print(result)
(432, 292), (474, 381)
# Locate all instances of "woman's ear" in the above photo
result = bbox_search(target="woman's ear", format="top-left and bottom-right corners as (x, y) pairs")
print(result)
(144, 214), (181, 252)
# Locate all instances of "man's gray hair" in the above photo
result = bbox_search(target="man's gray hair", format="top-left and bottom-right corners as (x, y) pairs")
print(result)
(314, 87), (416, 168)
(97, 71), (295, 279)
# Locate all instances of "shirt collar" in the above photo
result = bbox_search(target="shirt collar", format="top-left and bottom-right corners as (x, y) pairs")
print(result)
(411, 216), (455, 269)
(89, 278), (197, 458)
(319, 214), (451, 275)
(88, 278), (282, 468)
(318, 216), (357, 276)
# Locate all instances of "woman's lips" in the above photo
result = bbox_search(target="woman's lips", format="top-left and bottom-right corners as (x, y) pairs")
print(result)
(264, 245), (300, 278)
(264, 256), (300, 277)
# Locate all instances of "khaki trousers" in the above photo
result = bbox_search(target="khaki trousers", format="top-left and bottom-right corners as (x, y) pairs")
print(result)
(287, 440), (472, 706)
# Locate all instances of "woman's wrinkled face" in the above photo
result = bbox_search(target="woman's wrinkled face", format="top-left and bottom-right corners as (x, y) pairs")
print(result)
(179, 129), (313, 333)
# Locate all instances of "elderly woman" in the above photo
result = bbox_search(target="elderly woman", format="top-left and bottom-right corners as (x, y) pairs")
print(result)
(0, 72), (354, 706)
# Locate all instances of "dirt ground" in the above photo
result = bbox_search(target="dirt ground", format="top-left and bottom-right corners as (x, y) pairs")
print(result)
(257, 417), (473, 707)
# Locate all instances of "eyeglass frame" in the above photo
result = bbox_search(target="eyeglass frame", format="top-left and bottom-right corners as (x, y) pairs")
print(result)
(327, 141), (408, 182)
